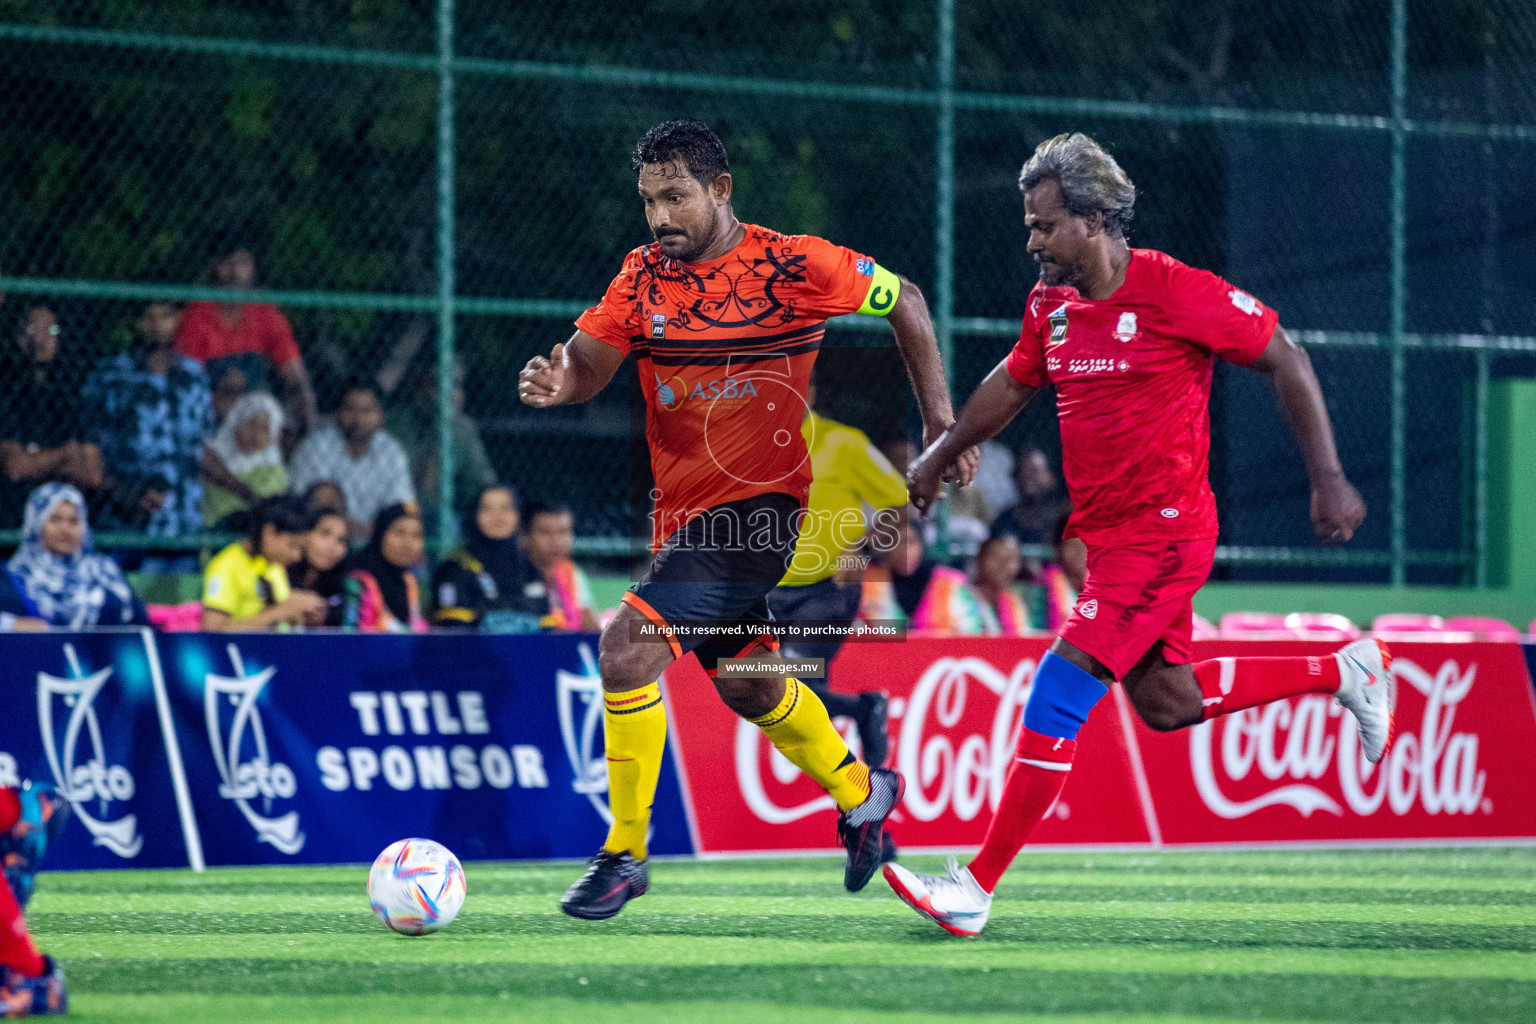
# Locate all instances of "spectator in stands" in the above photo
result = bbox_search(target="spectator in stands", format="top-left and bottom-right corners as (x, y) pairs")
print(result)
(920, 486), (992, 559)
(344, 502), (427, 633)
(1034, 506), (1087, 632)
(202, 393), (287, 529)
(523, 499), (599, 632)
(970, 439), (1017, 524)
(859, 509), (991, 634)
(0, 565), (47, 632)
(0, 308), (103, 525)
(972, 534), (1032, 635)
(289, 382), (414, 540)
(880, 439), (918, 477)
(200, 495), (324, 631)
(210, 363), (249, 425)
(387, 371), (496, 529)
(174, 245), (317, 439)
(83, 302), (212, 536)
(432, 484), (545, 633)
(302, 479), (347, 518)
(990, 446), (1060, 544)
(6, 484), (147, 629)
(291, 506), (349, 628)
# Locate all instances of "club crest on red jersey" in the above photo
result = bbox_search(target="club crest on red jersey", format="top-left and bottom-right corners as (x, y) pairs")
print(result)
(650, 313), (667, 339)
(1114, 311), (1137, 342)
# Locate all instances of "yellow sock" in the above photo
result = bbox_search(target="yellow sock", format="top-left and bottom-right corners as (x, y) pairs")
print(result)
(601, 681), (667, 860)
(749, 677), (871, 812)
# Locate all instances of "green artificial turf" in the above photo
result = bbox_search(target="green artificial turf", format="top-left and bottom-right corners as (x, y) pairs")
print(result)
(27, 848), (1536, 1023)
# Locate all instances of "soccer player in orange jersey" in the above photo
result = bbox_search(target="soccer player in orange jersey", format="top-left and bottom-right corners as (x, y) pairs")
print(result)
(519, 119), (978, 919)
(883, 133), (1391, 936)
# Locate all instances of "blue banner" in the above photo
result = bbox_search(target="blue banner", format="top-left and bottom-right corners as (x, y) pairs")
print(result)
(156, 632), (695, 865)
(0, 629), (195, 870)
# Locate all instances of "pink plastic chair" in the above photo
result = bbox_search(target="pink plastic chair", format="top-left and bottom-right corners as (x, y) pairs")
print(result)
(1219, 611), (1287, 636)
(147, 601), (203, 632)
(1191, 613), (1220, 640)
(1441, 616), (1521, 640)
(1283, 612), (1361, 640)
(1371, 613), (1445, 634)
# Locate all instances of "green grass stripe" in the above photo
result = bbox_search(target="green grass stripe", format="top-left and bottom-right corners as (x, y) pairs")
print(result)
(38, 932), (1536, 978)
(34, 846), (1536, 888)
(41, 876), (1536, 906)
(30, 911), (1536, 951)
(61, 960), (1536, 1023)
(31, 890), (1536, 926)
(40, 864), (1536, 895)
(65, 993), (1347, 1024)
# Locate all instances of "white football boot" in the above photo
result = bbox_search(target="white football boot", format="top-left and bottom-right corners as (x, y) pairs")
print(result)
(1334, 638), (1396, 763)
(883, 857), (992, 937)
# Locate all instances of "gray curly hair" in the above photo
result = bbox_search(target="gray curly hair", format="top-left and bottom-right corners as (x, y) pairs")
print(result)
(1019, 133), (1136, 239)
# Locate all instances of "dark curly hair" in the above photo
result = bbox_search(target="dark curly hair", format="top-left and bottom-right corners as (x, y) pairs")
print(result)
(631, 119), (729, 184)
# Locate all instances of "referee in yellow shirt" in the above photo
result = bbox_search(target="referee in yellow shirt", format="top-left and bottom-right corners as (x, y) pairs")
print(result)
(768, 374), (909, 768)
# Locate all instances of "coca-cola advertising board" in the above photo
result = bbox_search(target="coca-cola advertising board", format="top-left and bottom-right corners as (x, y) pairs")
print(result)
(663, 638), (1157, 853)
(1134, 640), (1536, 844)
(663, 638), (1536, 854)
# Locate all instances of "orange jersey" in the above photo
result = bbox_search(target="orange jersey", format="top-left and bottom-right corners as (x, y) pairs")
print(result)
(577, 225), (893, 548)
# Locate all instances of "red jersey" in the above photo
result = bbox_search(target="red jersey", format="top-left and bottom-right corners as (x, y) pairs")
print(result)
(577, 225), (890, 548)
(174, 302), (302, 368)
(1004, 248), (1278, 545)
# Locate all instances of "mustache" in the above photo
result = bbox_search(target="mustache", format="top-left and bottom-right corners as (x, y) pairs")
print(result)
(653, 228), (687, 239)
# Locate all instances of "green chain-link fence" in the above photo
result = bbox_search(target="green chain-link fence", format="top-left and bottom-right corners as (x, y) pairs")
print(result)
(1, 0), (1533, 583)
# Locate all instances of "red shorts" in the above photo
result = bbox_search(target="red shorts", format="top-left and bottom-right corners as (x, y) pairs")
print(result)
(1057, 536), (1216, 680)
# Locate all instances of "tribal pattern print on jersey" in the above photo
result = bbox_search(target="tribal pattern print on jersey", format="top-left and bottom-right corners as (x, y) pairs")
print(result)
(577, 225), (896, 548)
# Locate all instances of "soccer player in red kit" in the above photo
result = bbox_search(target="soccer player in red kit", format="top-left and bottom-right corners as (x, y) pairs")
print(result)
(519, 119), (977, 919)
(883, 133), (1393, 936)
(0, 784), (69, 1016)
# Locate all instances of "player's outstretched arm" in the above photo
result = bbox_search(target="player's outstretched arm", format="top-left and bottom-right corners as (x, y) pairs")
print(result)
(1248, 325), (1366, 544)
(907, 360), (1037, 512)
(518, 330), (626, 408)
(886, 276), (980, 486)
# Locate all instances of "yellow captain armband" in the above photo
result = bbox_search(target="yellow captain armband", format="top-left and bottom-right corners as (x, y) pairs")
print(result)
(856, 262), (901, 316)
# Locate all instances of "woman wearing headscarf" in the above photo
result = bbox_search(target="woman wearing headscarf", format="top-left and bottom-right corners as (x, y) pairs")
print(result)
(202, 392), (287, 529)
(431, 484), (544, 633)
(7, 483), (147, 629)
(344, 503), (428, 633)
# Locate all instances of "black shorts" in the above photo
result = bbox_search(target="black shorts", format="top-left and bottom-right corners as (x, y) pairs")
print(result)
(767, 575), (864, 664)
(622, 492), (801, 673)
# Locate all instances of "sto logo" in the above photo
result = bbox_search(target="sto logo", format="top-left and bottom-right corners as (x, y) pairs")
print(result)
(1078, 599), (1099, 620)
(37, 644), (142, 858)
(556, 642), (613, 823)
(205, 644), (304, 854)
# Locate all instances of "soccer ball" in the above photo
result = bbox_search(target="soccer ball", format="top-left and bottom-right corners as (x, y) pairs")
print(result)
(367, 838), (467, 936)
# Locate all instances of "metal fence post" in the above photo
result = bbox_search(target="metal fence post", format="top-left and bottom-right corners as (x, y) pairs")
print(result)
(436, 0), (458, 553)
(1388, 0), (1408, 586)
(1474, 349), (1490, 587)
(933, 0), (956, 558)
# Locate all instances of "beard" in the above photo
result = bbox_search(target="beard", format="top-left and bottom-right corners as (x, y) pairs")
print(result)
(1035, 257), (1076, 288)
(655, 230), (701, 262)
